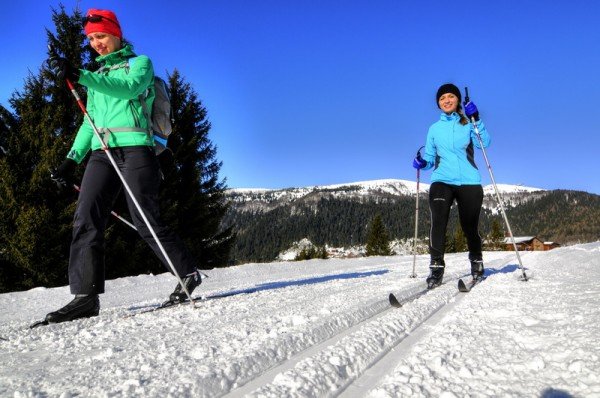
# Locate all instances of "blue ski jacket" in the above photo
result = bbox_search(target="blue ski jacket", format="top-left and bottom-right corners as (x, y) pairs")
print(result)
(422, 112), (491, 186)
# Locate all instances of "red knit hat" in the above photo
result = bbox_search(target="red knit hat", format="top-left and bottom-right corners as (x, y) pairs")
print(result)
(83, 9), (122, 39)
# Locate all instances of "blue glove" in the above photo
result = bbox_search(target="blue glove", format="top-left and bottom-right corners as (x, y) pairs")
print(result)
(412, 154), (427, 169)
(464, 101), (479, 121)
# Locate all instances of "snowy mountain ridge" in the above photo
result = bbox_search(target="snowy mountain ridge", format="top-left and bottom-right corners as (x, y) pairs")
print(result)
(226, 179), (545, 212)
(228, 178), (544, 197)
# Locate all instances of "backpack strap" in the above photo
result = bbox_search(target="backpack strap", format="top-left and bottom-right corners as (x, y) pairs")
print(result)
(95, 53), (137, 74)
(138, 88), (153, 136)
(96, 61), (129, 74)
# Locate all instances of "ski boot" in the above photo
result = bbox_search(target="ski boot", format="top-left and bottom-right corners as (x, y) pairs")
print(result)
(166, 269), (202, 305)
(45, 294), (100, 324)
(426, 260), (445, 289)
(471, 259), (485, 282)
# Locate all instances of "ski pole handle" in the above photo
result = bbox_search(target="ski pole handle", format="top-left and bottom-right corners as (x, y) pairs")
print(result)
(416, 145), (425, 157)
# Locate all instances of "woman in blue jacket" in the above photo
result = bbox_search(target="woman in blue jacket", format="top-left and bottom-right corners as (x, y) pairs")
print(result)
(413, 83), (490, 288)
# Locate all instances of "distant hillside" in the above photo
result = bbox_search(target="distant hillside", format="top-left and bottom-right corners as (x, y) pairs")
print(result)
(221, 180), (599, 263)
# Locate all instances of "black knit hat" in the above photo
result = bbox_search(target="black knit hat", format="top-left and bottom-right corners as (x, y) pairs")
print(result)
(436, 83), (461, 107)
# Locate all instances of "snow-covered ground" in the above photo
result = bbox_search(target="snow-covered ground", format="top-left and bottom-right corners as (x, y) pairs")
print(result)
(1, 242), (599, 397)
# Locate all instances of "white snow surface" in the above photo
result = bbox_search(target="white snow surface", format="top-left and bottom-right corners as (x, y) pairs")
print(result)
(1, 243), (599, 397)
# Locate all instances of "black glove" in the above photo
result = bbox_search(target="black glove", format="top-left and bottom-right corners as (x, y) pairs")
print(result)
(48, 56), (80, 82)
(50, 158), (77, 189)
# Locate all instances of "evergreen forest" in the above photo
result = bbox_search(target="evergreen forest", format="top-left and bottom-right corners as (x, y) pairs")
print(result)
(223, 188), (600, 263)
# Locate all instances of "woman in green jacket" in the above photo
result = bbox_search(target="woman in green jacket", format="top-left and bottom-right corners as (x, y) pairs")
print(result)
(45, 9), (201, 323)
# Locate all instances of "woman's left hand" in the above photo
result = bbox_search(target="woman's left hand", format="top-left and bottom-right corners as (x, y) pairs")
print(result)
(464, 101), (479, 121)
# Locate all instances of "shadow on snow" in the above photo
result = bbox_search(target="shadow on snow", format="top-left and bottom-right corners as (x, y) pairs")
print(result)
(207, 269), (390, 299)
(128, 269), (389, 311)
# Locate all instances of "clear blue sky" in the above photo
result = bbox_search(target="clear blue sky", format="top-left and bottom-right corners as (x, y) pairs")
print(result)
(2, 1), (599, 193)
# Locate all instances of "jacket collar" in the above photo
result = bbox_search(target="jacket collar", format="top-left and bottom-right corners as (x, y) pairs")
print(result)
(95, 45), (136, 66)
(440, 112), (460, 122)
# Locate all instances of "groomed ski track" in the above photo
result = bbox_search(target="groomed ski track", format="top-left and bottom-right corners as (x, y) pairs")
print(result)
(223, 261), (498, 398)
(3, 252), (527, 397)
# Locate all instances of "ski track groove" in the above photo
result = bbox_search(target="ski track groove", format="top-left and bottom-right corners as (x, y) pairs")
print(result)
(336, 253), (528, 398)
(222, 276), (466, 398)
(226, 254), (520, 397)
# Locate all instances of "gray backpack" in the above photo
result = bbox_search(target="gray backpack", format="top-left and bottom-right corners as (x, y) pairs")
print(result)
(139, 75), (172, 155)
(97, 57), (173, 155)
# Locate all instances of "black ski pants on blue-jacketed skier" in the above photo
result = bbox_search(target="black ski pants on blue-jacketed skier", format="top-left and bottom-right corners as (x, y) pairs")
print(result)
(428, 182), (484, 264)
(68, 146), (198, 294)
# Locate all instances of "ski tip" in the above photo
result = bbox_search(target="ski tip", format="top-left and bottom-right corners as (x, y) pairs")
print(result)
(389, 293), (402, 308)
(29, 320), (49, 329)
(457, 279), (470, 293)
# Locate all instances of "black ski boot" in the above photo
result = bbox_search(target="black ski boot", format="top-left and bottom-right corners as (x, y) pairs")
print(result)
(471, 260), (485, 281)
(45, 294), (100, 324)
(426, 260), (445, 289)
(167, 269), (202, 304)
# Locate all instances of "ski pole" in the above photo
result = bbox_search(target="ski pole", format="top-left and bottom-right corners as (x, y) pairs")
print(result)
(410, 145), (425, 278)
(464, 87), (527, 281)
(51, 46), (197, 304)
(72, 184), (138, 231)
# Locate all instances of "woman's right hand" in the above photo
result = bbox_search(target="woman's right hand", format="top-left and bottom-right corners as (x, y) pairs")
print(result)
(48, 56), (80, 82)
(50, 158), (77, 189)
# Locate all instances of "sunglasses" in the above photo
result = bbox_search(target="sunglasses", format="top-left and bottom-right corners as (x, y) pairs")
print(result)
(82, 14), (119, 29)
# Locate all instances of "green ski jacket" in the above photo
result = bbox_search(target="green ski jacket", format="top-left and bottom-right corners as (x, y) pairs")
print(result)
(67, 45), (155, 163)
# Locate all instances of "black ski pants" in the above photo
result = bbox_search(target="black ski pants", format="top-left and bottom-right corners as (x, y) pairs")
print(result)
(69, 146), (198, 294)
(428, 182), (484, 265)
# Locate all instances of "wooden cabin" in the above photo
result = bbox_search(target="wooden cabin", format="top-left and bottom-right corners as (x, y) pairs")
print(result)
(503, 236), (546, 251)
(543, 241), (561, 251)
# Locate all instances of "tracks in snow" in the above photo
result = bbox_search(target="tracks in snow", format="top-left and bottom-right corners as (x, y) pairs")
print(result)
(223, 255), (521, 397)
(223, 277), (464, 397)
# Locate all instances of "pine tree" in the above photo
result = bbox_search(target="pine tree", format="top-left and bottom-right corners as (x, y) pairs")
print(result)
(0, 6), (90, 292)
(365, 214), (392, 256)
(487, 218), (504, 250)
(156, 71), (235, 268)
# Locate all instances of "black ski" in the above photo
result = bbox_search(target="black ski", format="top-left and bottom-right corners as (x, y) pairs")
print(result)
(30, 286), (262, 328)
(389, 289), (426, 308)
(389, 293), (404, 308)
(389, 282), (446, 308)
(28, 298), (199, 328)
(124, 296), (202, 318)
(457, 277), (484, 292)
(29, 320), (49, 329)
(126, 286), (263, 316)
